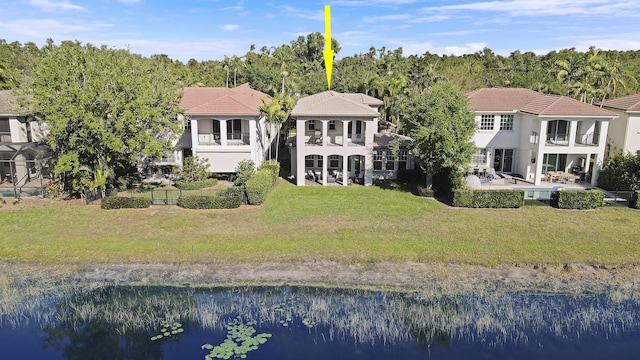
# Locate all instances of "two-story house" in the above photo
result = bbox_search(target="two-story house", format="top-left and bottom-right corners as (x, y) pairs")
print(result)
(468, 88), (617, 186)
(0, 90), (51, 191)
(596, 93), (640, 158)
(289, 91), (413, 186)
(177, 84), (277, 175)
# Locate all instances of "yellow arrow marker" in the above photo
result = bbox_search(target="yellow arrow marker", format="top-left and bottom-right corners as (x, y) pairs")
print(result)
(323, 5), (334, 90)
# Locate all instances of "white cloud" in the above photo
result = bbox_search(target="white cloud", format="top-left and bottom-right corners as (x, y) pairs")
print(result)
(277, 5), (323, 21)
(362, 14), (412, 22)
(419, 0), (640, 17)
(105, 39), (251, 62)
(29, 0), (84, 12)
(443, 42), (487, 55)
(220, 24), (239, 31)
(118, 0), (141, 4)
(0, 19), (110, 39)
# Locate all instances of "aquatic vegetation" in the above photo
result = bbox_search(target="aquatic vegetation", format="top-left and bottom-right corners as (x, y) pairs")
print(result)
(150, 321), (184, 341)
(202, 318), (272, 360)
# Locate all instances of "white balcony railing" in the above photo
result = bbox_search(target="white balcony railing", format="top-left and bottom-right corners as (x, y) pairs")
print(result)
(198, 133), (221, 145)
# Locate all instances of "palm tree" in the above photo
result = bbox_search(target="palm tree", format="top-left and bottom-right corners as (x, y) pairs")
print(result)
(259, 93), (296, 161)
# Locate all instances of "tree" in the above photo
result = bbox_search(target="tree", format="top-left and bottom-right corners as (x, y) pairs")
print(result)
(23, 41), (183, 193)
(597, 151), (640, 191)
(178, 156), (210, 182)
(259, 93), (296, 161)
(397, 83), (476, 195)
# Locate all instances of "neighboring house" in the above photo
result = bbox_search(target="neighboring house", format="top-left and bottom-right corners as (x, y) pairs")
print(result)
(596, 93), (640, 158)
(0, 90), (51, 190)
(468, 88), (617, 186)
(176, 83), (277, 175)
(289, 91), (414, 186)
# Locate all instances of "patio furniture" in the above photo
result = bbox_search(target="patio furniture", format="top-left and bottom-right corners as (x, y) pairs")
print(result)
(307, 170), (317, 182)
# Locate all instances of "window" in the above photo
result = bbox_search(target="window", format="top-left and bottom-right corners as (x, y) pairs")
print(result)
(305, 155), (315, 168)
(329, 155), (340, 168)
(397, 151), (408, 171)
(547, 120), (569, 144)
(308, 120), (316, 131)
(500, 114), (513, 130)
(373, 150), (383, 170)
(0, 119), (10, 142)
(385, 151), (395, 170)
(472, 148), (487, 165)
(493, 149), (514, 173)
(328, 120), (336, 131)
(480, 115), (494, 130)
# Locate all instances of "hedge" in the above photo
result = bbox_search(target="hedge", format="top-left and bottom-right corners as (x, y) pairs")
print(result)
(101, 196), (151, 209)
(174, 178), (218, 190)
(553, 190), (604, 209)
(177, 195), (241, 209)
(631, 191), (640, 209)
(416, 186), (435, 198)
(245, 169), (273, 205)
(259, 160), (280, 184)
(453, 189), (525, 208)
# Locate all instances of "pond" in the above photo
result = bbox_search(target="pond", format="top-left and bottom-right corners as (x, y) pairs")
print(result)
(1, 280), (640, 360)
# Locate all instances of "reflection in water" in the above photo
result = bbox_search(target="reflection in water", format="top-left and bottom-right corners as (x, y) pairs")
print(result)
(1, 279), (640, 359)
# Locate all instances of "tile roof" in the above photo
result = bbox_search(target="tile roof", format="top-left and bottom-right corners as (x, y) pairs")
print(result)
(0, 90), (20, 115)
(291, 91), (382, 117)
(180, 83), (268, 116)
(598, 93), (640, 112)
(468, 88), (616, 117)
(467, 88), (539, 111)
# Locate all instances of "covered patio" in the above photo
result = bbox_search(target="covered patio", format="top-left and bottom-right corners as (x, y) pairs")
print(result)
(0, 142), (54, 197)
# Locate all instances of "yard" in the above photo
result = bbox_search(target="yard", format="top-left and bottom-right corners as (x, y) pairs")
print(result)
(0, 180), (638, 266)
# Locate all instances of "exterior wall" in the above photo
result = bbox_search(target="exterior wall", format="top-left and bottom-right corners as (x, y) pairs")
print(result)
(472, 111), (610, 186)
(294, 117), (376, 186)
(624, 113), (640, 155)
(186, 115), (273, 173)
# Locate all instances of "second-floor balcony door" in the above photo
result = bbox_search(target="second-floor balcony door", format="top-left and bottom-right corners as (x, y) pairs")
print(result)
(547, 120), (569, 145)
(0, 119), (11, 142)
(347, 121), (363, 142)
(493, 148), (513, 173)
(227, 119), (248, 145)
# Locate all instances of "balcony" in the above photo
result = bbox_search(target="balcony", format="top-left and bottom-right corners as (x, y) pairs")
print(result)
(0, 132), (11, 143)
(227, 132), (250, 145)
(546, 133), (569, 146)
(198, 133), (221, 145)
(575, 132), (598, 146)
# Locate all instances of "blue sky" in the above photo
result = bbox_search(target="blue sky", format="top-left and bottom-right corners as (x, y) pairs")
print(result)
(2, 0), (640, 62)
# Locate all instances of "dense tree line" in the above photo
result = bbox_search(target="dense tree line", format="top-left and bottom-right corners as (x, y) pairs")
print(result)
(3, 34), (640, 193)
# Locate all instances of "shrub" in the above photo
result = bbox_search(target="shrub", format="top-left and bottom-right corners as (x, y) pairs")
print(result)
(453, 190), (524, 208)
(177, 195), (241, 209)
(174, 178), (218, 190)
(416, 186), (435, 198)
(101, 196), (151, 209)
(178, 156), (211, 182)
(259, 160), (280, 184)
(554, 190), (604, 209)
(630, 190), (640, 209)
(245, 169), (273, 205)
(234, 159), (256, 187)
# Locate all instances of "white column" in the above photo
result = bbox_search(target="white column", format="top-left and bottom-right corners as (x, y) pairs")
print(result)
(322, 155), (328, 186)
(342, 155), (348, 186)
(321, 120), (328, 146)
(364, 151), (373, 186)
(568, 121), (577, 146)
(220, 120), (228, 146)
(342, 120), (348, 146)
(190, 119), (199, 157)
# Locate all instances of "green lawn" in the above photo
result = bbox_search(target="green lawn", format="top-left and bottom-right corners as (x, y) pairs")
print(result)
(1, 180), (639, 265)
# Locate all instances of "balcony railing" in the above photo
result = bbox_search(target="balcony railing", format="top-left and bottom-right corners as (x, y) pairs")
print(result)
(198, 133), (221, 145)
(546, 133), (569, 146)
(0, 132), (11, 142)
(152, 155), (178, 164)
(576, 132), (598, 146)
(227, 132), (250, 145)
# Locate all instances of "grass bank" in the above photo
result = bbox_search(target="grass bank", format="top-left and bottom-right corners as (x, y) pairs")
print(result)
(1, 180), (639, 265)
